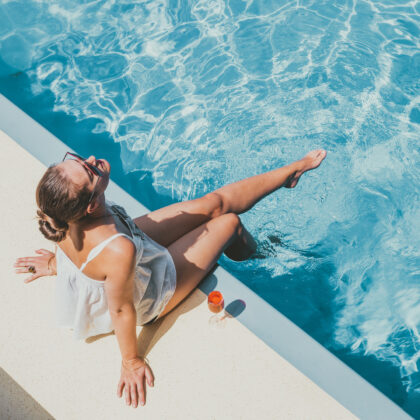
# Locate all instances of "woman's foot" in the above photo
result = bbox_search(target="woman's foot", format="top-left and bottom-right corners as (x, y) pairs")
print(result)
(284, 149), (327, 188)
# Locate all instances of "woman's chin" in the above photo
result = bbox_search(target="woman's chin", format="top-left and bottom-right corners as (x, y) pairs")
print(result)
(99, 158), (111, 174)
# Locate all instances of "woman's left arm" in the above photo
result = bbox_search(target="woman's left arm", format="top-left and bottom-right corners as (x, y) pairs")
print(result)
(103, 238), (154, 408)
(14, 247), (57, 283)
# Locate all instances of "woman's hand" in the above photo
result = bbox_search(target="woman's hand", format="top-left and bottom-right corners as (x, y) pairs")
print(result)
(118, 357), (154, 408)
(14, 249), (56, 283)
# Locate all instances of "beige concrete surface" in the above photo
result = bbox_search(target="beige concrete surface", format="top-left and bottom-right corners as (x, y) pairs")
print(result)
(0, 130), (357, 419)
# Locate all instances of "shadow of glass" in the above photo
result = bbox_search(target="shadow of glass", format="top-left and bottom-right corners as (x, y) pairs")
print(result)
(224, 299), (246, 318)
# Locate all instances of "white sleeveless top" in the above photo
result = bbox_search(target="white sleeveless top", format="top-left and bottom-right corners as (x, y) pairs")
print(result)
(55, 199), (177, 340)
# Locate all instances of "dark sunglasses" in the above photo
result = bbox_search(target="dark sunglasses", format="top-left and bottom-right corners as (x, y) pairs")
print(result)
(62, 152), (105, 204)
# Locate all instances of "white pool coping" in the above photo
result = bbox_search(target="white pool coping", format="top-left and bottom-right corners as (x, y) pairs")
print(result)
(0, 93), (412, 419)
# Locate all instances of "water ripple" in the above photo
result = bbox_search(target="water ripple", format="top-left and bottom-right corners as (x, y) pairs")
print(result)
(1, 0), (419, 407)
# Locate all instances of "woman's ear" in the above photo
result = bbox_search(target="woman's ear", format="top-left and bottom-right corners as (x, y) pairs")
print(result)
(86, 199), (100, 215)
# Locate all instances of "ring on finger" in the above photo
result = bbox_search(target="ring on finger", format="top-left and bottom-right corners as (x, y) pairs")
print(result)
(27, 265), (36, 274)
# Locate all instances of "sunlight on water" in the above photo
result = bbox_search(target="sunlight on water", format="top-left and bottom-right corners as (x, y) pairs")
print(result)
(1, 0), (419, 409)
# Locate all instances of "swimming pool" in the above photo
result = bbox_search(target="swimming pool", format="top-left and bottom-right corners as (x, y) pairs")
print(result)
(0, 0), (419, 417)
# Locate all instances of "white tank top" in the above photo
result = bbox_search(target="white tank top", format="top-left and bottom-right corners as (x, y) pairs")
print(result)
(54, 200), (177, 340)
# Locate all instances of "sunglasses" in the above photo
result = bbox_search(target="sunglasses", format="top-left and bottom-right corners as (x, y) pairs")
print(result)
(62, 152), (105, 204)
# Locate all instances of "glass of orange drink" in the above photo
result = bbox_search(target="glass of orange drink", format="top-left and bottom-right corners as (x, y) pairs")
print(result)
(208, 291), (227, 328)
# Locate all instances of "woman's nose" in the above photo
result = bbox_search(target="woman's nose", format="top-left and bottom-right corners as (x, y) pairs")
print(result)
(86, 155), (96, 164)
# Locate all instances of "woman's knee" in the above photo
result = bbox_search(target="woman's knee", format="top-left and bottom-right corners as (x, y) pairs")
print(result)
(203, 192), (225, 218)
(219, 212), (242, 234)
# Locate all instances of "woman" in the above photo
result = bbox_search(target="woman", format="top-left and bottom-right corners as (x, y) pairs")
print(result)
(14, 148), (327, 408)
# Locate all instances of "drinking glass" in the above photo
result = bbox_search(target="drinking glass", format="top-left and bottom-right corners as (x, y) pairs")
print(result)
(208, 291), (227, 328)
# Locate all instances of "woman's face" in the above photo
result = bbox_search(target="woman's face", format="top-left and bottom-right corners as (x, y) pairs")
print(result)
(58, 155), (111, 201)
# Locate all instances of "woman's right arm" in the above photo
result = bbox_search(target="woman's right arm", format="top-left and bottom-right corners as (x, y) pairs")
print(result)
(48, 245), (57, 275)
(14, 247), (57, 283)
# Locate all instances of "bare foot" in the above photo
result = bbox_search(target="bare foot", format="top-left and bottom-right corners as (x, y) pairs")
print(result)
(284, 149), (327, 188)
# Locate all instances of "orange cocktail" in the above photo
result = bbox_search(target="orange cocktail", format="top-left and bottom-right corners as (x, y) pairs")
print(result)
(208, 291), (224, 313)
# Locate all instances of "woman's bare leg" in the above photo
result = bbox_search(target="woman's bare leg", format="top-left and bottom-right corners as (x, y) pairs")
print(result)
(157, 213), (244, 320)
(223, 222), (258, 261)
(210, 149), (327, 216)
(134, 149), (327, 247)
(132, 194), (220, 248)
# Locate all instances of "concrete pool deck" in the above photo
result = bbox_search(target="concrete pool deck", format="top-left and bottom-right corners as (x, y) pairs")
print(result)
(0, 94), (412, 419)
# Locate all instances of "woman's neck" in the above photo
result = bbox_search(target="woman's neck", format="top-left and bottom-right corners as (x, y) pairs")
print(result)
(64, 194), (116, 250)
(69, 194), (113, 228)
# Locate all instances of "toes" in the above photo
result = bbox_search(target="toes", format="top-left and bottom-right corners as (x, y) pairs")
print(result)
(315, 149), (327, 162)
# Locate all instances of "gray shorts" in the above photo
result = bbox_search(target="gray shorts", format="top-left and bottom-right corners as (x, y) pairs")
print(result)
(142, 315), (158, 326)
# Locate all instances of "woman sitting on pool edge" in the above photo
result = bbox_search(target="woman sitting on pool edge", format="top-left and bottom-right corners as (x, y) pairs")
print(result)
(14, 148), (327, 408)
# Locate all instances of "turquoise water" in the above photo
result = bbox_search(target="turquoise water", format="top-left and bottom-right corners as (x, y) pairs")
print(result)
(1, 0), (419, 415)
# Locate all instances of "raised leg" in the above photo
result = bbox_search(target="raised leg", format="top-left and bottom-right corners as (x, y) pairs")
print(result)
(210, 149), (327, 216)
(157, 213), (243, 320)
(132, 193), (222, 248)
(133, 149), (327, 248)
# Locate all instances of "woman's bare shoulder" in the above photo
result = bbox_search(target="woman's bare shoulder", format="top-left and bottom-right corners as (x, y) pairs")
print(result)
(104, 234), (137, 257)
(98, 235), (137, 271)
(100, 236), (137, 285)
(57, 233), (136, 280)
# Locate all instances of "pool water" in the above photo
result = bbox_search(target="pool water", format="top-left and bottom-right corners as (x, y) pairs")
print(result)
(1, 0), (419, 416)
